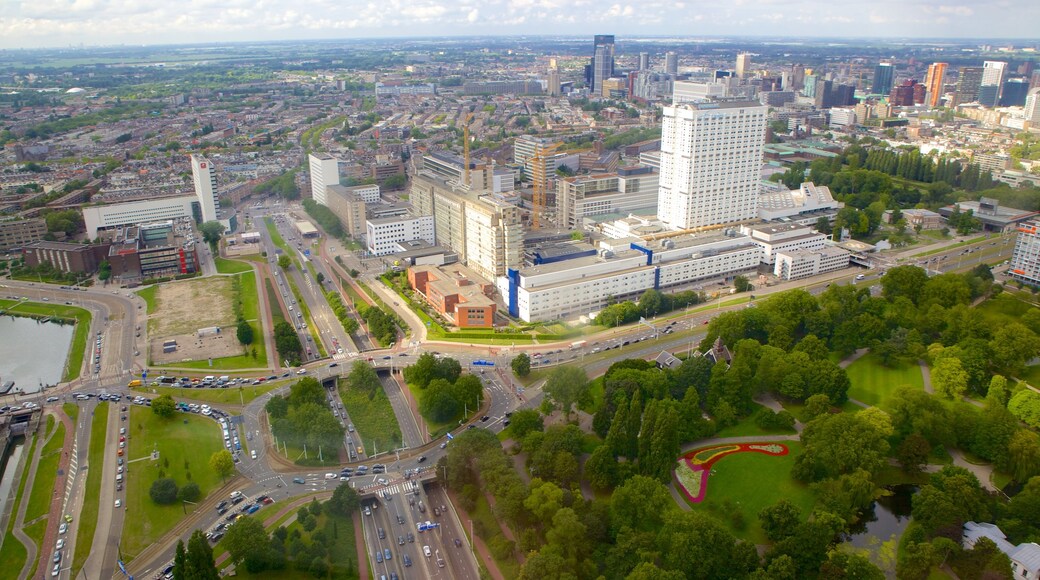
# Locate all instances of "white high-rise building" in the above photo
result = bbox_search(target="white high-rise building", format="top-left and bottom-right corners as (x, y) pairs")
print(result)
(657, 102), (767, 230)
(735, 53), (751, 78)
(982, 61), (1008, 87)
(1024, 88), (1040, 125)
(191, 154), (219, 223)
(308, 153), (339, 206)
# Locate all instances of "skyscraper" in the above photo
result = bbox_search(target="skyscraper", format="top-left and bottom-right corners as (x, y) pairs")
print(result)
(873, 62), (894, 95)
(589, 35), (615, 94)
(639, 52), (650, 71)
(1024, 89), (1040, 124)
(1000, 78), (1030, 107)
(982, 61), (1008, 104)
(190, 154), (219, 223)
(665, 52), (678, 76)
(547, 58), (561, 97)
(954, 66), (984, 106)
(308, 153), (339, 206)
(925, 62), (948, 107)
(736, 53), (751, 78)
(657, 102), (767, 230)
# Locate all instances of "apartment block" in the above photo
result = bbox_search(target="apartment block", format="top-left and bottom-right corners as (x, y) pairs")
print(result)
(557, 166), (659, 228)
(1009, 219), (1040, 286)
(365, 214), (435, 256)
(325, 185), (368, 239)
(308, 153), (339, 206)
(0, 218), (46, 251)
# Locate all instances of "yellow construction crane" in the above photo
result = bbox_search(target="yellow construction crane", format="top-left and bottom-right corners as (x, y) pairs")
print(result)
(462, 112), (474, 187)
(531, 142), (560, 229)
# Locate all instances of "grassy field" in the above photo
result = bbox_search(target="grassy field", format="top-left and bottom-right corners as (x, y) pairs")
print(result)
(25, 420), (66, 522)
(264, 218), (292, 254)
(338, 379), (403, 453)
(219, 508), (357, 579)
(1019, 366), (1040, 387)
(845, 353), (924, 407)
(137, 285), (159, 313)
(913, 234), (993, 257)
(403, 381), (461, 439)
(470, 494), (519, 579)
(0, 431), (39, 575)
(580, 376), (605, 414)
(63, 403), (79, 423)
(285, 275), (326, 357)
(265, 278), (287, 327)
(22, 518), (47, 579)
(692, 441), (814, 544)
(0, 299), (92, 382)
(237, 271), (267, 366)
(132, 383), (282, 406)
(72, 401), (110, 574)
(122, 406), (225, 560)
(214, 257), (254, 274)
(713, 403), (799, 438)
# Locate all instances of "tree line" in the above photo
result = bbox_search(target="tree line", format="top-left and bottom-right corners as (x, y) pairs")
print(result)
(265, 378), (343, 461)
(403, 353), (484, 423)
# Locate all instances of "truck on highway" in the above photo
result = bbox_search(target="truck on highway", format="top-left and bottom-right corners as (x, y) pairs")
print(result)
(570, 340), (587, 350)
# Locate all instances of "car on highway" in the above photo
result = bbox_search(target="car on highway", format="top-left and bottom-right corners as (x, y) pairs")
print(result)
(52, 563), (60, 577)
(375, 551), (382, 564)
(114, 499), (122, 508)
(63, 514), (73, 523)
(383, 548), (392, 561)
(59, 522), (67, 534)
(417, 455), (427, 463)
(454, 538), (463, 548)
(403, 554), (412, 567)
(55, 538), (65, 550)
(423, 545), (432, 557)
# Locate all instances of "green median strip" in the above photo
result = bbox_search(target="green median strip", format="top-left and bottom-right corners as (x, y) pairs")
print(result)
(72, 401), (109, 575)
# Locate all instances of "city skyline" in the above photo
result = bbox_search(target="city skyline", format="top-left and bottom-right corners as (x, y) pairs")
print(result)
(1, 0), (1039, 49)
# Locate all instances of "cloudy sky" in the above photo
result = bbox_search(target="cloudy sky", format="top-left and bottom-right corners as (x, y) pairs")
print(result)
(0, 0), (1036, 49)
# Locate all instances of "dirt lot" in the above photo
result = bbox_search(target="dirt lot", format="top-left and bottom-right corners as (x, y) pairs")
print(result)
(148, 277), (240, 364)
(149, 277), (236, 336)
(150, 330), (244, 365)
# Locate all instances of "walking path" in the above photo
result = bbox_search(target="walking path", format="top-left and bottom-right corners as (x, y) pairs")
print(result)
(12, 419), (50, 579)
(37, 409), (76, 579)
(445, 488), (506, 580)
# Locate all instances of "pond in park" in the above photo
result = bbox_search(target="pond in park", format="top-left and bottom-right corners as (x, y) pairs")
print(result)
(845, 484), (917, 548)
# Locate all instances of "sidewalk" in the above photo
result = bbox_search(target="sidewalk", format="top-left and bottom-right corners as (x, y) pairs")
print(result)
(445, 488), (506, 580)
(37, 409), (76, 579)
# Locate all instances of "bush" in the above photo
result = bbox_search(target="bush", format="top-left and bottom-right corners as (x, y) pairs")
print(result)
(150, 477), (179, 504)
(179, 481), (201, 502)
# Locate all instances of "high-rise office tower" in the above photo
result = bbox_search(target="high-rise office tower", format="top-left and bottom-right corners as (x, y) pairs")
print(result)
(925, 63), (948, 107)
(814, 78), (833, 108)
(639, 52), (650, 71)
(657, 101), (767, 230)
(1000, 78), (1030, 107)
(954, 66), (985, 106)
(547, 58), (561, 97)
(873, 62), (894, 95)
(665, 52), (678, 76)
(736, 53), (751, 78)
(190, 154), (219, 223)
(981, 61), (1008, 104)
(1031, 71), (1040, 91)
(1024, 89), (1040, 124)
(308, 153), (339, 206)
(790, 65), (806, 92)
(589, 35), (615, 94)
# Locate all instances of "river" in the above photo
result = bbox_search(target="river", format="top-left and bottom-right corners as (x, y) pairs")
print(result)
(0, 314), (75, 394)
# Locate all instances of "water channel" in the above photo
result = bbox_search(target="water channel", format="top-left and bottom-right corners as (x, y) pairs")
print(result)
(0, 314), (75, 394)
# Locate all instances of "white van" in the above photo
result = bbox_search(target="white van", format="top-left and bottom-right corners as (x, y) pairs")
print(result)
(250, 449), (257, 460)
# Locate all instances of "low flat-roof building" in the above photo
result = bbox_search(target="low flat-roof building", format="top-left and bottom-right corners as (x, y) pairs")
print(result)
(366, 214), (436, 256)
(295, 220), (319, 238)
(22, 240), (110, 274)
(408, 264), (496, 328)
(741, 222), (828, 265)
(757, 182), (843, 225)
(774, 246), (851, 280)
(102, 220), (199, 280)
(939, 198), (1038, 233)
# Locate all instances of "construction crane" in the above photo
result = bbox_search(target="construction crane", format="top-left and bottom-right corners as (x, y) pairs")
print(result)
(531, 142), (560, 230)
(462, 112), (474, 188)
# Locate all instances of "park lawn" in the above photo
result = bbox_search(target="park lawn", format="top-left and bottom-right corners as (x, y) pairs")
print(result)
(713, 403), (798, 439)
(1019, 366), (1040, 388)
(25, 420), (66, 522)
(122, 406), (225, 560)
(517, 368), (549, 388)
(579, 376), (605, 414)
(0, 429), (39, 575)
(278, 440), (339, 465)
(782, 399), (862, 423)
(235, 271), (267, 367)
(132, 383), (282, 406)
(338, 380), (403, 453)
(215, 257), (253, 274)
(73, 402), (109, 574)
(64, 402), (79, 423)
(0, 299), (91, 382)
(321, 511), (359, 578)
(692, 441), (815, 545)
(976, 293), (1035, 328)
(845, 353), (924, 407)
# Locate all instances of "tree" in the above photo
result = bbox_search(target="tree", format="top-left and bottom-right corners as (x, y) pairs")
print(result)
(179, 481), (201, 502)
(277, 254), (291, 270)
(734, 275), (753, 293)
(1005, 429), (1040, 483)
(236, 319), (254, 345)
(346, 360), (381, 395)
(543, 366), (590, 418)
(912, 466), (990, 536)
(150, 477), (179, 504)
(98, 259), (112, 281)
(328, 483), (360, 516)
(897, 433), (932, 473)
(932, 357), (968, 400)
(758, 499), (802, 541)
(152, 394), (176, 418)
(223, 516), (270, 570)
(175, 530), (219, 580)
(881, 265), (930, 305)
(199, 221), (224, 249)
(511, 353), (531, 377)
(209, 450), (234, 482)
(793, 412), (890, 482)
(508, 409), (544, 440)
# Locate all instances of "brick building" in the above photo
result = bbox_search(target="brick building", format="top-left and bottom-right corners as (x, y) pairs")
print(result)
(408, 264), (497, 328)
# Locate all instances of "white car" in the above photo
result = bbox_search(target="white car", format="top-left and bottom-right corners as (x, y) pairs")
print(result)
(55, 539), (65, 550)
(297, 368), (307, 375)
(58, 523), (67, 535)
(114, 499), (122, 508)
(423, 545), (432, 557)
(324, 473), (338, 480)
